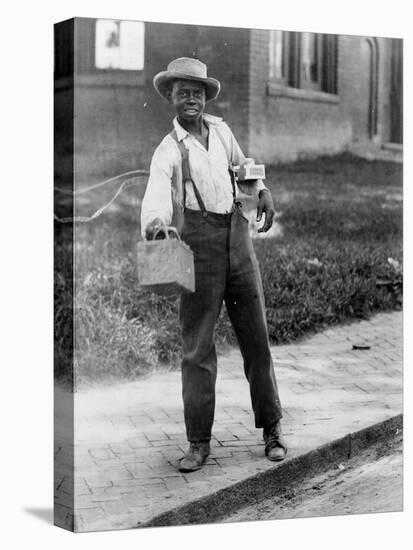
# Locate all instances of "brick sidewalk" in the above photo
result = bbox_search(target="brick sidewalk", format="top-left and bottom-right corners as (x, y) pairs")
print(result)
(54, 311), (403, 532)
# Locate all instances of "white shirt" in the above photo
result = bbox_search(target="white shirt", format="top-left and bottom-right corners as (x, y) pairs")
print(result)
(140, 113), (266, 237)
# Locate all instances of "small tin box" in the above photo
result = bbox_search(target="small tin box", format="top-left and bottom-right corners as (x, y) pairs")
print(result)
(137, 226), (195, 295)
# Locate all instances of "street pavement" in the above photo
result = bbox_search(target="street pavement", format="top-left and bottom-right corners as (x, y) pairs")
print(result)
(54, 311), (403, 532)
(221, 433), (403, 522)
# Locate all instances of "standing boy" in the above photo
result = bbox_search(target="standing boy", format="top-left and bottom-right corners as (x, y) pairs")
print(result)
(141, 57), (287, 472)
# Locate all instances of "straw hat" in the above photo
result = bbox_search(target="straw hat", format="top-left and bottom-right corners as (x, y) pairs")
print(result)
(153, 57), (221, 102)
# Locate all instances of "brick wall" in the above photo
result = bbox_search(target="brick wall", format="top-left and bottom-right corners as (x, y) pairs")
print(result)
(54, 19), (401, 185)
(196, 25), (250, 149)
(245, 31), (400, 164)
(338, 34), (378, 145)
(55, 19), (251, 183)
(377, 36), (395, 144)
(337, 34), (399, 149)
(247, 30), (352, 164)
(72, 19), (203, 183)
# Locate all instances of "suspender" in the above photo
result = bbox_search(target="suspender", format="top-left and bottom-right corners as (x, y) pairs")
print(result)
(169, 125), (236, 217)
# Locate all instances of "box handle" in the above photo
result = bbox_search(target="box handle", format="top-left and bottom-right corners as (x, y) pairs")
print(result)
(152, 225), (180, 241)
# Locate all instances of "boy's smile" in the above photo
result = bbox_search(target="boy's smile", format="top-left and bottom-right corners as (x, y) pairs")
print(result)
(168, 80), (206, 126)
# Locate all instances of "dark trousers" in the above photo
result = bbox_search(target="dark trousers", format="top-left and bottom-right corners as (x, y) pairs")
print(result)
(180, 205), (283, 442)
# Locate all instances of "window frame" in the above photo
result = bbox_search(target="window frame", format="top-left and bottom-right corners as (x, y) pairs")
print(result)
(267, 30), (339, 100)
(299, 32), (323, 91)
(268, 30), (290, 84)
(54, 18), (147, 89)
(94, 19), (145, 72)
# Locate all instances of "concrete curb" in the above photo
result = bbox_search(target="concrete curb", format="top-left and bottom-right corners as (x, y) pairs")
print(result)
(139, 414), (402, 528)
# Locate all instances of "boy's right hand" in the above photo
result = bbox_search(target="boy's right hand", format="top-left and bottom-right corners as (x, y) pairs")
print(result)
(145, 218), (165, 240)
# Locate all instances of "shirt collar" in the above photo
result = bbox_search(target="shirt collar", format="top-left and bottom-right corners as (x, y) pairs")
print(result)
(173, 113), (223, 142)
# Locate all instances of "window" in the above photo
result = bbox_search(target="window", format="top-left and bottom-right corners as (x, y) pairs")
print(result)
(269, 30), (337, 95)
(95, 19), (144, 70)
(269, 30), (286, 80)
(301, 32), (320, 88)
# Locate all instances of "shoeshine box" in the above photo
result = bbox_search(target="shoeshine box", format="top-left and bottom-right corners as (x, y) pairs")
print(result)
(137, 232), (195, 295)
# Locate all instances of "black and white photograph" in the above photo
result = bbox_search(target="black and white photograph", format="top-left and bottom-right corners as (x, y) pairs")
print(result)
(52, 14), (404, 533)
(4, 2), (409, 548)
(51, 12), (403, 531)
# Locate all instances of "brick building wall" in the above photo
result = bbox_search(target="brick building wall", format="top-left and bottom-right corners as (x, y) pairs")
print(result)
(379, 36), (392, 143)
(377, 36), (398, 144)
(72, 19), (203, 183)
(196, 24), (251, 145)
(340, 35), (370, 143)
(55, 18), (252, 184)
(246, 31), (400, 163)
(248, 30), (351, 163)
(337, 34), (401, 149)
(54, 18), (402, 185)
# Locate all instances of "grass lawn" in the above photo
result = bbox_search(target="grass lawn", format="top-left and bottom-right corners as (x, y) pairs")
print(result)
(54, 153), (402, 385)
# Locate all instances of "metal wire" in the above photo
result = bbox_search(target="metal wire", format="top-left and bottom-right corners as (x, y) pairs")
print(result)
(54, 170), (149, 195)
(54, 171), (149, 224)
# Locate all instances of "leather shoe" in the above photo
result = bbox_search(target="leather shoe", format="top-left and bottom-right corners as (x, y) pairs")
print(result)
(263, 421), (287, 461)
(179, 441), (210, 472)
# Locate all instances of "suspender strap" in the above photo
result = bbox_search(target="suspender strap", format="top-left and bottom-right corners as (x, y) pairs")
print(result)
(170, 130), (208, 215)
(228, 167), (236, 201)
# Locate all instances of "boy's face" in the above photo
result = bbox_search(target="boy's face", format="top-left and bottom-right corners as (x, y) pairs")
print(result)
(168, 79), (206, 124)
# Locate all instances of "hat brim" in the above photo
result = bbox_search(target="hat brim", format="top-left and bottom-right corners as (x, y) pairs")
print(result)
(153, 71), (221, 102)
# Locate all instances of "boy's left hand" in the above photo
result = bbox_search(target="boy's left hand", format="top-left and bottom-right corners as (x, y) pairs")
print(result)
(256, 189), (275, 233)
